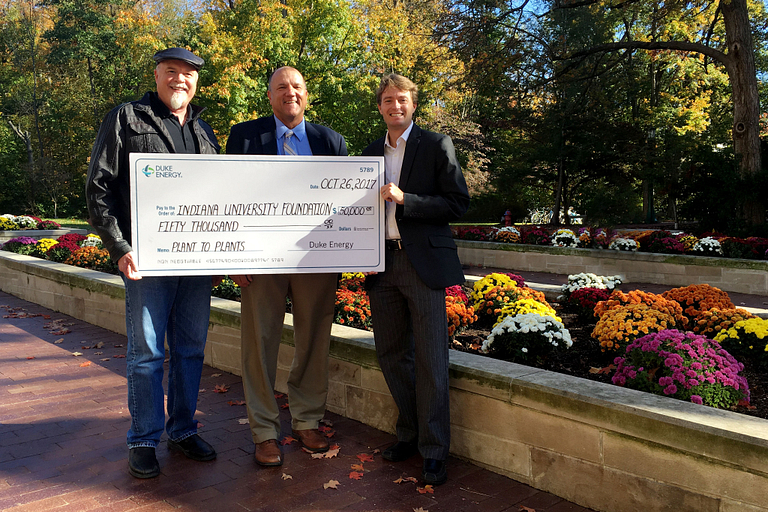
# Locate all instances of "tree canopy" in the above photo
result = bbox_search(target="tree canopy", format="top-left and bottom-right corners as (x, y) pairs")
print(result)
(1, 0), (766, 230)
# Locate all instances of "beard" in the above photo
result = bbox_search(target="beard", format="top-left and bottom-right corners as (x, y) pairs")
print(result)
(169, 91), (187, 111)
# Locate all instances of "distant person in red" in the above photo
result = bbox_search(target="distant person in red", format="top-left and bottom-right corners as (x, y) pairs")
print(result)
(86, 47), (219, 479)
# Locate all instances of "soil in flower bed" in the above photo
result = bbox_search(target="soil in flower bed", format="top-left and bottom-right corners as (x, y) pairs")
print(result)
(452, 304), (768, 420)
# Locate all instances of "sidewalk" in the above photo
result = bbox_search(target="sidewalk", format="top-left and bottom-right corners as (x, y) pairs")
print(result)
(0, 291), (594, 512)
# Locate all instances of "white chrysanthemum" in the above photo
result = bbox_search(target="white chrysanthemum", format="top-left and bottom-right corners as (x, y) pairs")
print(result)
(551, 229), (578, 248)
(558, 272), (622, 299)
(692, 237), (722, 255)
(81, 235), (103, 248)
(481, 313), (572, 353)
(14, 216), (37, 229)
(608, 237), (638, 251)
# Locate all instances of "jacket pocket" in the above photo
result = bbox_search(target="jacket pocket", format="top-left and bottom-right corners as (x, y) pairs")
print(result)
(126, 121), (166, 153)
(429, 235), (457, 250)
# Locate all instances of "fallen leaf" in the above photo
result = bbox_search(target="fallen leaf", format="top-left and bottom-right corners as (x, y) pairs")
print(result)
(227, 400), (246, 406)
(329, 444), (340, 450)
(50, 329), (71, 335)
(282, 473), (292, 480)
(469, 343), (482, 351)
(274, 392), (285, 399)
(589, 364), (616, 375)
(113, 354), (125, 358)
(114, 344), (123, 348)
(53, 339), (64, 344)
(72, 352), (82, 357)
(81, 345), (92, 350)
(325, 431), (336, 438)
(311, 452), (326, 459)
(349, 471), (363, 480)
(213, 384), (230, 393)
(417, 485), (434, 494)
(280, 403), (290, 409)
(100, 358), (110, 362)
(413, 508), (428, 512)
(372, 448), (381, 454)
(356, 453), (374, 463)
(519, 507), (536, 512)
(197, 422), (204, 428)
(738, 399), (757, 410)
(211, 373), (222, 377)
(350, 463), (364, 471)
(42, 314), (51, 319)
(319, 425), (332, 433)
(326, 447), (340, 458)
(320, 418), (333, 427)
(95, 342), (104, 349)
(238, 418), (249, 425)
(199, 389), (206, 393)
(94, 352), (102, 355)
(280, 436), (297, 446)
(80, 361), (92, 367)
(394, 476), (419, 484)
(323, 479), (340, 489)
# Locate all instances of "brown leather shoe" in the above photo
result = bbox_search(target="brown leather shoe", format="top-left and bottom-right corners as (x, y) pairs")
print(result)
(254, 439), (282, 466)
(292, 428), (329, 453)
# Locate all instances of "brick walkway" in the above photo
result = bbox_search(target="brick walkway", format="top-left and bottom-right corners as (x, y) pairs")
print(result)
(0, 291), (594, 512)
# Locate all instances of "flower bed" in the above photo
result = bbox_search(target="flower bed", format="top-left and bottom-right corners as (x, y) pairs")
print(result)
(0, 214), (61, 231)
(454, 225), (768, 261)
(5, 228), (766, 417)
(1, 232), (116, 273)
(453, 273), (768, 419)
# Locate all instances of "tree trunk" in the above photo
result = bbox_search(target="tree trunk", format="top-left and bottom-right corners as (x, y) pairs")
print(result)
(721, 0), (764, 224)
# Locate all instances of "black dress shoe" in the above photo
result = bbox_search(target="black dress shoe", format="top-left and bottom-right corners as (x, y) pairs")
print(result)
(167, 434), (216, 461)
(422, 458), (447, 486)
(382, 441), (418, 462)
(129, 447), (160, 479)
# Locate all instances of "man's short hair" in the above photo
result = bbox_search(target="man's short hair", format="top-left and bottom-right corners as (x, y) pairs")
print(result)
(268, 66), (304, 91)
(376, 74), (418, 105)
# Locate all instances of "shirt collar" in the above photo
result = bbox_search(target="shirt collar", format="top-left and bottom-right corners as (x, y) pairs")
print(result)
(274, 116), (307, 142)
(384, 121), (414, 150)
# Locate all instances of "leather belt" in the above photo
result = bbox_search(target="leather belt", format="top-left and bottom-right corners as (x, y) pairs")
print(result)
(385, 239), (403, 251)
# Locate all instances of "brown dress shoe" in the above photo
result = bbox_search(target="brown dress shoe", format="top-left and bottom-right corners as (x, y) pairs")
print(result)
(292, 429), (329, 453)
(254, 439), (282, 466)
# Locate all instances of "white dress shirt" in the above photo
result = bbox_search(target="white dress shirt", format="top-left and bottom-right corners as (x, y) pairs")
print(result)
(383, 122), (414, 240)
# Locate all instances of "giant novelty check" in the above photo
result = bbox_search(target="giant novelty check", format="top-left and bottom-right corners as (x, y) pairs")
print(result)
(129, 153), (385, 276)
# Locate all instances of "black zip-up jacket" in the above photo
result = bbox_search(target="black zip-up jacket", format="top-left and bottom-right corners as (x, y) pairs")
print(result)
(85, 92), (220, 263)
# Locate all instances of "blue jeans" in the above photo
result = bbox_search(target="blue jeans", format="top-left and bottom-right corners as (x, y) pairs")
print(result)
(121, 275), (211, 448)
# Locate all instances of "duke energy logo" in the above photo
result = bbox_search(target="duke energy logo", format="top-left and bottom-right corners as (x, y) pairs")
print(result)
(141, 164), (182, 178)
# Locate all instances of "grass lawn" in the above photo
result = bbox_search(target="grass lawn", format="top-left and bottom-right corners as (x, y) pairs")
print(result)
(43, 218), (97, 233)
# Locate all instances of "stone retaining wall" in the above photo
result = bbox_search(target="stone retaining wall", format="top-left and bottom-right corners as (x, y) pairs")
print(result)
(2, 251), (767, 512)
(457, 240), (768, 296)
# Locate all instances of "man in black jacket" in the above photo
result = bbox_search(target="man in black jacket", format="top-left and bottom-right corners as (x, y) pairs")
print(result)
(362, 73), (469, 486)
(86, 48), (219, 479)
(226, 67), (348, 467)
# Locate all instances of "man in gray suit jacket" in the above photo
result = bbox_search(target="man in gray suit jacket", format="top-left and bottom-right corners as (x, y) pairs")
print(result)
(362, 74), (469, 485)
(226, 66), (347, 467)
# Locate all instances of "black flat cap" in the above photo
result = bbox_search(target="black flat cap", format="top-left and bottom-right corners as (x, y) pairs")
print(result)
(152, 48), (204, 70)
